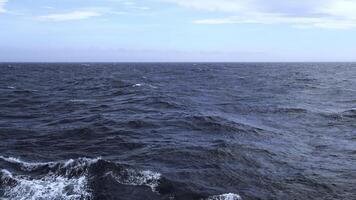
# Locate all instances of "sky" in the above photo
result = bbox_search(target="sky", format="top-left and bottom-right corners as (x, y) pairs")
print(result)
(1, 0), (356, 62)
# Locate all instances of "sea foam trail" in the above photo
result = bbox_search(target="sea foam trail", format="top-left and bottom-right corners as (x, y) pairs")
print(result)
(0, 156), (162, 200)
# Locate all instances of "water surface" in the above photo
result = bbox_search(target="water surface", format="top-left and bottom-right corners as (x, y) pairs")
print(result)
(0, 63), (355, 200)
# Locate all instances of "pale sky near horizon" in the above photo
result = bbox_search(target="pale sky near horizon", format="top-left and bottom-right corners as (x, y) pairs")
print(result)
(1, 0), (356, 62)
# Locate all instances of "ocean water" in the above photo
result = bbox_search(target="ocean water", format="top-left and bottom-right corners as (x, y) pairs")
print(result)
(0, 63), (355, 200)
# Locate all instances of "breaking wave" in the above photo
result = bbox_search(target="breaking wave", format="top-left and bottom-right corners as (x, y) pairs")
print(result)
(0, 156), (162, 200)
(1, 169), (90, 200)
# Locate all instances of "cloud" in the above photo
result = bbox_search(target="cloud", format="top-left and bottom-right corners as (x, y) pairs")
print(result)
(320, 0), (356, 20)
(161, 0), (247, 12)
(36, 2), (151, 22)
(193, 13), (356, 29)
(39, 11), (102, 21)
(0, 0), (8, 13)
(163, 0), (356, 29)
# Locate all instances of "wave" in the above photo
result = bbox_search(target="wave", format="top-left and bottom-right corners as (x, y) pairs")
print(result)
(106, 169), (161, 192)
(0, 156), (242, 200)
(0, 156), (162, 200)
(1, 169), (90, 200)
(0, 156), (58, 171)
(320, 108), (356, 121)
(184, 115), (264, 134)
(341, 108), (356, 118)
(0, 156), (93, 200)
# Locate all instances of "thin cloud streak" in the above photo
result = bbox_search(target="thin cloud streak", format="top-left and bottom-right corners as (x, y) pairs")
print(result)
(164, 0), (356, 29)
(35, 1), (151, 22)
(0, 0), (8, 13)
(193, 13), (356, 29)
(38, 11), (102, 21)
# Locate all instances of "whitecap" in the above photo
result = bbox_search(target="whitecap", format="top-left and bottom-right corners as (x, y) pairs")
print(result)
(0, 156), (55, 171)
(107, 169), (161, 192)
(133, 83), (144, 87)
(0, 156), (162, 199)
(0, 169), (90, 200)
(62, 157), (101, 168)
(0, 156), (100, 171)
(132, 83), (158, 89)
(207, 193), (242, 200)
(0, 156), (98, 200)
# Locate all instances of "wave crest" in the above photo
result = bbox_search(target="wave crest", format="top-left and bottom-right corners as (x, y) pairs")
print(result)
(0, 156), (162, 200)
(0, 168), (91, 200)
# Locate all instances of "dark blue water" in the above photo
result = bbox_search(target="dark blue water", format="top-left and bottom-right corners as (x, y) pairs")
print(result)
(0, 63), (356, 200)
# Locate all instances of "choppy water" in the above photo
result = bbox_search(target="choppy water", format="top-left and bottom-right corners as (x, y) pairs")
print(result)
(0, 63), (356, 200)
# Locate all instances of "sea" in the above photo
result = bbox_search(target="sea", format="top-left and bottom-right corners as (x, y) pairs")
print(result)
(0, 63), (355, 200)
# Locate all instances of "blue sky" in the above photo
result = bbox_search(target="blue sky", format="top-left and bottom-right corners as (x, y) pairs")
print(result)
(1, 0), (356, 62)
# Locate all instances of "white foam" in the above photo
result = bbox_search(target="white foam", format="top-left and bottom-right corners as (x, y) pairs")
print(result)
(1, 156), (163, 198)
(207, 193), (242, 200)
(1, 169), (13, 178)
(133, 83), (143, 87)
(0, 156), (55, 171)
(1, 169), (90, 200)
(0, 157), (100, 200)
(63, 157), (101, 168)
(108, 169), (161, 192)
(1, 156), (163, 197)
(0, 156), (100, 170)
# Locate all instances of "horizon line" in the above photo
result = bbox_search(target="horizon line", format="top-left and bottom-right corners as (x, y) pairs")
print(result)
(1, 61), (356, 64)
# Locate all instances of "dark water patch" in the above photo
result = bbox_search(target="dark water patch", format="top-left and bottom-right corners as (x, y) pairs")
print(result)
(341, 109), (356, 118)
(125, 119), (159, 129)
